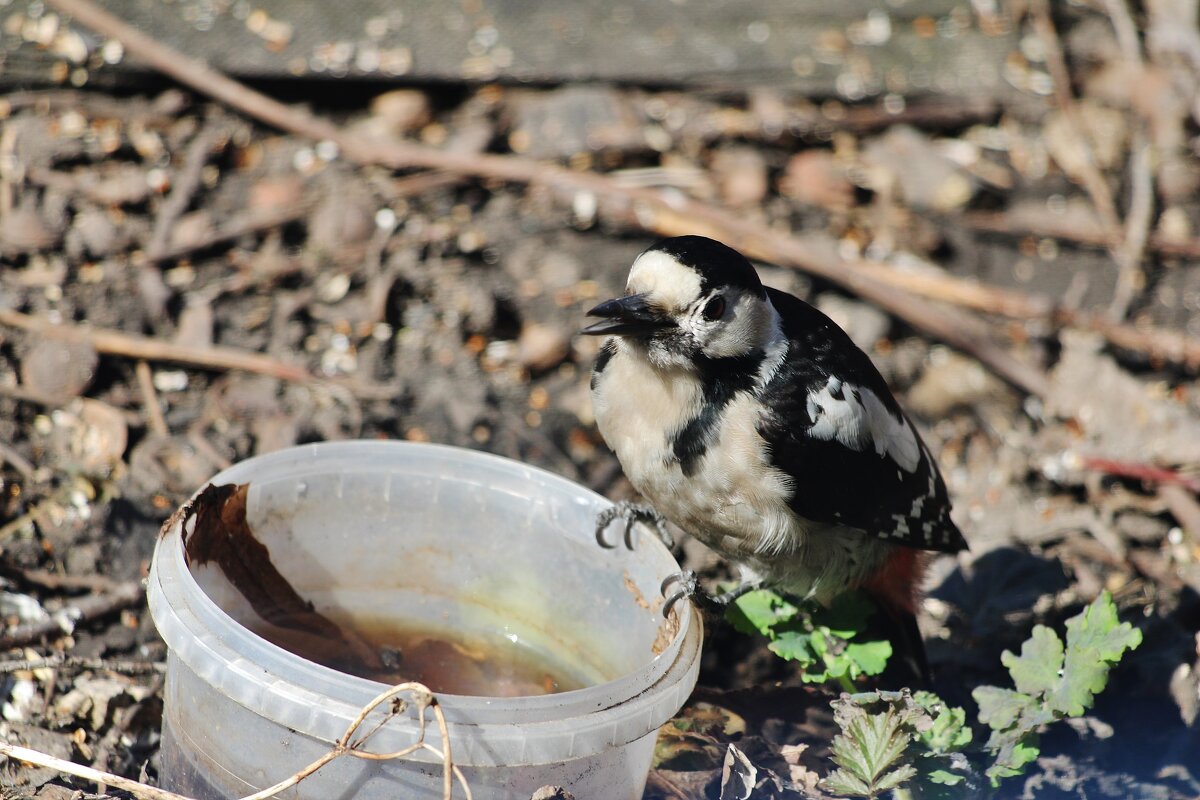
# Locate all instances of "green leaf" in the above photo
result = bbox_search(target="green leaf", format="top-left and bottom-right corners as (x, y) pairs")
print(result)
(986, 736), (1040, 786)
(1001, 626), (1064, 696)
(1048, 591), (1143, 717)
(823, 768), (874, 798)
(813, 590), (875, 638)
(1065, 591), (1143, 662)
(767, 630), (817, 664)
(726, 589), (798, 637)
(872, 763), (918, 793)
(725, 588), (894, 689)
(928, 769), (966, 786)
(912, 692), (972, 754)
(973, 686), (1036, 731)
(829, 703), (914, 785)
(963, 594), (1139, 789)
(843, 640), (893, 677)
(822, 693), (935, 798)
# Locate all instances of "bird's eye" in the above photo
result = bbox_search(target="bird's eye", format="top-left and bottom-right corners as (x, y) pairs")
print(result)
(702, 295), (726, 321)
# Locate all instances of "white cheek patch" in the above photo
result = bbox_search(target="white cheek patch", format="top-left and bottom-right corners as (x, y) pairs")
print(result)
(805, 376), (920, 472)
(627, 251), (702, 312)
(702, 292), (775, 359)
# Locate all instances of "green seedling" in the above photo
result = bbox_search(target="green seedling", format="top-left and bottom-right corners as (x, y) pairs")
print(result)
(972, 589), (1142, 785)
(726, 588), (892, 691)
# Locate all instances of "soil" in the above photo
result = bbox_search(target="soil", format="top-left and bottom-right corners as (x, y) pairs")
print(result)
(2, 2), (1200, 799)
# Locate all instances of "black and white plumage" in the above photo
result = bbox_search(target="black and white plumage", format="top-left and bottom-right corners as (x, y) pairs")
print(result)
(583, 235), (966, 614)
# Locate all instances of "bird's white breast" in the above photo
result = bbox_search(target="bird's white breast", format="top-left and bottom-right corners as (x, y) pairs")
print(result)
(591, 340), (798, 559)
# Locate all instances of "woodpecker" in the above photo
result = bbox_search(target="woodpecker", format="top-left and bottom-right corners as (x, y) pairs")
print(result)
(583, 236), (967, 676)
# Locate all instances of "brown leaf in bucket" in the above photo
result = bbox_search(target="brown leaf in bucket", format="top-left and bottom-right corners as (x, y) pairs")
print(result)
(179, 483), (383, 670)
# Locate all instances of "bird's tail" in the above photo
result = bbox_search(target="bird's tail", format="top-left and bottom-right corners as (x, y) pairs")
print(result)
(861, 548), (933, 686)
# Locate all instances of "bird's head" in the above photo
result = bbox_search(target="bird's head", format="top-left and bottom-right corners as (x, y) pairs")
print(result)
(582, 236), (778, 368)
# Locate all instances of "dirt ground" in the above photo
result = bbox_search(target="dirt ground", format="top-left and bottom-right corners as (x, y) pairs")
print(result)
(3, 1), (1200, 799)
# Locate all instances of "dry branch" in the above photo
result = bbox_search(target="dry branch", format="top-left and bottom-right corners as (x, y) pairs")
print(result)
(0, 581), (144, 649)
(0, 743), (190, 800)
(962, 211), (1200, 260)
(0, 308), (313, 383)
(143, 201), (310, 265)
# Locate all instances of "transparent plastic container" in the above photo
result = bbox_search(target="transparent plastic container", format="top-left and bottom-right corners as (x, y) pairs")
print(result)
(148, 441), (701, 800)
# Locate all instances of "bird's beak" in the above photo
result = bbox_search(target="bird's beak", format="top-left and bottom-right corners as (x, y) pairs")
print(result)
(580, 294), (675, 337)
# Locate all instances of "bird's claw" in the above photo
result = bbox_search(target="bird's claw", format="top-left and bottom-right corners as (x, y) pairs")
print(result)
(660, 572), (762, 619)
(660, 570), (724, 619)
(595, 501), (674, 550)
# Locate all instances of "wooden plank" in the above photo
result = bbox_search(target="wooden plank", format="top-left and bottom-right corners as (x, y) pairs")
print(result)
(0, 0), (1016, 98)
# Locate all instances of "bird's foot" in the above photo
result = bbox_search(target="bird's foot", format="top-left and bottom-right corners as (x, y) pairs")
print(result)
(595, 501), (674, 550)
(659, 572), (763, 619)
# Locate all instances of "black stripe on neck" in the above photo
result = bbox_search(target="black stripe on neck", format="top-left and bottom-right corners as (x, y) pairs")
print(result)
(590, 339), (617, 390)
(669, 351), (764, 476)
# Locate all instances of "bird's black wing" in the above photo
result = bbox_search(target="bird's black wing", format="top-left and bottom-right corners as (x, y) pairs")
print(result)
(756, 288), (967, 553)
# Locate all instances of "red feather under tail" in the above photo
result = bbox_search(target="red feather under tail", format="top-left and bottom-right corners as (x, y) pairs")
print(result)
(862, 548), (926, 615)
(861, 548), (932, 684)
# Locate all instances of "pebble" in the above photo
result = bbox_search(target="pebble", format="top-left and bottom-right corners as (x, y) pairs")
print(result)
(21, 339), (99, 400)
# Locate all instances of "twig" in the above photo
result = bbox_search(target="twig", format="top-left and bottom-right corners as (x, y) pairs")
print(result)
(0, 483), (81, 544)
(25, 166), (149, 209)
(144, 201), (310, 265)
(0, 743), (190, 800)
(0, 122), (19, 214)
(0, 308), (313, 384)
(135, 361), (170, 437)
(0, 440), (36, 481)
(1112, 155), (1152, 310)
(0, 653), (165, 675)
(848, 258), (1054, 319)
(383, 170), (469, 201)
(146, 121), (227, 259)
(0, 88), (187, 121)
(0, 383), (146, 428)
(0, 581), (144, 649)
(1104, 0), (1144, 68)
(1077, 455), (1200, 494)
(1103, 0), (1155, 322)
(7, 567), (121, 593)
(1028, 0), (1156, 323)
(1159, 483), (1200, 543)
(962, 211), (1200, 260)
(1080, 311), (1200, 370)
(682, 94), (1000, 144)
(645, 771), (695, 800)
(1028, 0), (1123, 241)
(0, 382), (86, 408)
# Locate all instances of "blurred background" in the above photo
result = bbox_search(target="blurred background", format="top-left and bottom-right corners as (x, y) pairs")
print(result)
(1, 0), (1200, 797)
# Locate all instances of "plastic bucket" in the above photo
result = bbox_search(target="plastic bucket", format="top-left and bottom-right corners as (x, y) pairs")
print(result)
(148, 441), (701, 800)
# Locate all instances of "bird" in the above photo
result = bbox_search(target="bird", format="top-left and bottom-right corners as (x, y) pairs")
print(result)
(582, 235), (967, 680)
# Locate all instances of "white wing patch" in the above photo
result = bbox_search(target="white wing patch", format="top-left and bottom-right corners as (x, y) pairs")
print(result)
(805, 376), (921, 472)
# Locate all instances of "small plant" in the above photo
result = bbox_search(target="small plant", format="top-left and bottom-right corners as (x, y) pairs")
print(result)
(820, 690), (976, 799)
(817, 591), (1141, 798)
(726, 588), (892, 691)
(971, 589), (1142, 785)
(823, 690), (927, 798)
